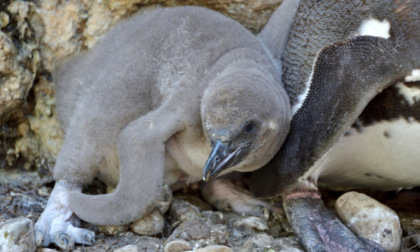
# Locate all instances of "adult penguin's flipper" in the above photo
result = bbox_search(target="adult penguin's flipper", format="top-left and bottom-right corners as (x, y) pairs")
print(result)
(251, 36), (415, 197)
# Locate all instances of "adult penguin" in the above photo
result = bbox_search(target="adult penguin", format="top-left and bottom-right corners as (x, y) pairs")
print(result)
(252, 0), (420, 251)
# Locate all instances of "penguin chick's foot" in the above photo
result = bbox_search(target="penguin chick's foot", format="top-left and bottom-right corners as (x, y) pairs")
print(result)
(34, 181), (95, 250)
(200, 175), (281, 216)
(284, 191), (384, 252)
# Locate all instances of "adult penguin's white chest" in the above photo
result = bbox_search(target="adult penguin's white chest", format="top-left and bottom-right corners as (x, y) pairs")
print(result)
(311, 81), (420, 190)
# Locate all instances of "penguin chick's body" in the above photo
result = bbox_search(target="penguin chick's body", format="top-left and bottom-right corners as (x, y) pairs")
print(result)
(35, 6), (290, 249)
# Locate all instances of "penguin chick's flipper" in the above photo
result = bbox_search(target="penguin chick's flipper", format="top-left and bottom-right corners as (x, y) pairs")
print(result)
(34, 181), (95, 250)
(284, 185), (384, 252)
(200, 174), (281, 217)
(251, 36), (414, 197)
(69, 103), (184, 226)
(258, 0), (300, 66)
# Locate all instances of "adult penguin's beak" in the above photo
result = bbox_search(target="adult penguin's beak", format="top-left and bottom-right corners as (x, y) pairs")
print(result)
(202, 140), (242, 181)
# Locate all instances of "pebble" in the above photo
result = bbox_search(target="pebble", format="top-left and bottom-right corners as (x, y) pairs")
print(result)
(114, 245), (139, 252)
(193, 245), (233, 252)
(241, 233), (273, 251)
(98, 224), (129, 236)
(209, 224), (229, 244)
(0, 11), (9, 28)
(0, 217), (36, 252)
(169, 218), (211, 241)
(169, 198), (201, 221)
(164, 240), (191, 252)
(202, 211), (224, 225)
(335, 191), (402, 252)
(235, 216), (268, 231)
(131, 209), (165, 236)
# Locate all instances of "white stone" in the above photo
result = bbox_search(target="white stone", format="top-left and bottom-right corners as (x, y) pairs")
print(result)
(193, 245), (233, 252)
(0, 217), (36, 252)
(335, 191), (401, 252)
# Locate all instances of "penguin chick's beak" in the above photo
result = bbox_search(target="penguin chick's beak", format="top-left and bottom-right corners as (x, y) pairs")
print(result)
(202, 140), (243, 182)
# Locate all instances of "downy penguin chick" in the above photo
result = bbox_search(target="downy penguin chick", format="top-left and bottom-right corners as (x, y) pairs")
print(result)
(34, 6), (291, 250)
(252, 0), (420, 251)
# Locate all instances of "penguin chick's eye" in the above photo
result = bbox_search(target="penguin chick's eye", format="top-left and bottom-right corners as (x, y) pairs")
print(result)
(243, 121), (256, 134)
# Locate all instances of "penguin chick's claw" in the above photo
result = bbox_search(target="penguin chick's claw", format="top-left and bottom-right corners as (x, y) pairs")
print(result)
(284, 192), (384, 252)
(201, 175), (281, 217)
(34, 181), (95, 250)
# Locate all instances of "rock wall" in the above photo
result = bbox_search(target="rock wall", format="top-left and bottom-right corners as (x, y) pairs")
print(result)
(0, 0), (281, 173)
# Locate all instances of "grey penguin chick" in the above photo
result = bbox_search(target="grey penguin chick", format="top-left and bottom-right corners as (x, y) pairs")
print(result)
(34, 6), (291, 250)
(252, 0), (420, 251)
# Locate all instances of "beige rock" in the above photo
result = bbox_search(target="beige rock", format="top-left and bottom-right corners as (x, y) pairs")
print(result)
(164, 240), (191, 252)
(0, 12), (9, 28)
(194, 245), (233, 252)
(37, 0), (82, 72)
(0, 1), (41, 122)
(0, 1), (45, 169)
(131, 209), (165, 236)
(336, 191), (402, 252)
(15, 79), (63, 170)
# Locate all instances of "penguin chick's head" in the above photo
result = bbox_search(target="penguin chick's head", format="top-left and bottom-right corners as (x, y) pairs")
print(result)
(201, 68), (290, 181)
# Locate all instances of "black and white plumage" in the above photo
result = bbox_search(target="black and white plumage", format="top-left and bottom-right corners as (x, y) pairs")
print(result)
(252, 0), (420, 251)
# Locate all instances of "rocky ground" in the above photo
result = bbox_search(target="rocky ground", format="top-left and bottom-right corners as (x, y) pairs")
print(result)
(0, 166), (304, 252)
(2, 166), (420, 252)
